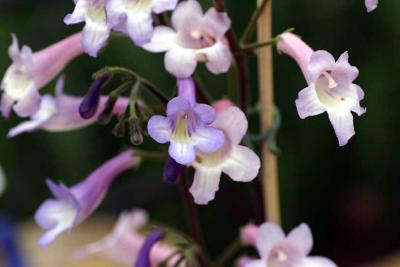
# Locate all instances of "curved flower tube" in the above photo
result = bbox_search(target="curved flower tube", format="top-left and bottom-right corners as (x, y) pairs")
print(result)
(7, 77), (128, 138)
(34, 150), (139, 247)
(189, 106), (260, 205)
(64, 0), (109, 57)
(1, 33), (84, 118)
(365, 0), (379, 12)
(143, 0), (232, 78)
(243, 223), (337, 267)
(74, 210), (183, 266)
(278, 32), (366, 146)
(105, 0), (178, 46)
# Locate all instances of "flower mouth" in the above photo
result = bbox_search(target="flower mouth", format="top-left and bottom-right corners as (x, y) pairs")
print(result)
(127, 0), (153, 12)
(4, 67), (33, 99)
(195, 134), (231, 168)
(171, 113), (192, 143)
(315, 71), (347, 109)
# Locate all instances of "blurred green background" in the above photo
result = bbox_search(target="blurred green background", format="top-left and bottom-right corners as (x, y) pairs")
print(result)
(1, 1), (400, 266)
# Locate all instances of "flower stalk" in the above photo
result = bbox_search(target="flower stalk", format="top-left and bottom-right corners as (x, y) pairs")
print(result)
(257, 0), (281, 224)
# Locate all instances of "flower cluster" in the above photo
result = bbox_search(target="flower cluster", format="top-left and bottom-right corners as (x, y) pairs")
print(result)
(0, 0), (373, 266)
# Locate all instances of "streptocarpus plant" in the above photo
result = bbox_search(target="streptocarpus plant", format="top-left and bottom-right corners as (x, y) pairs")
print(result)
(2, 0), (377, 266)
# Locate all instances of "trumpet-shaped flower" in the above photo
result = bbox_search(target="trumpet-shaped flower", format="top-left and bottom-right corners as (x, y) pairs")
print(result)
(64, 0), (110, 57)
(148, 96), (224, 164)
(189, 106), (260, 205)
(75, 210), (182, 266)
(278, 33), (366, 146)
(1, 33), (84, 118)
(105, 0), (178, 46)
(243, 223), (337, 267)
(34, 150), (139, 247)
(365, 0), (379, 12)
(7, 77), (128, 137)
(143, 0), (232, 78)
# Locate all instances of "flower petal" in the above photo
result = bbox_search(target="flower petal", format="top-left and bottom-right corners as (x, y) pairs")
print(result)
(331, 52), (359, 85)
(168, 141), (195, 164)
(203, 8), (231, 38)
(142, 26), (178, 53)
(13, 85), (42, 117)
(365, 0), (379, 12)
(8, 95), (57, 138)
(0, 94), (14, 119)
(64, 0), (88, 25)
(327, 110), (355, 146)
(212, 107), (248, 145)
(243, 259), (266, 267)
(193, 127), (225, 154)
(307, 50), (335, 83)
(147, 115), (172, 144)
(165, 48), (197, 78)
(126, 12), (154, 46)
(287, 223), (313, 256)
(200, 42), (232, 74)
(193, 104), (216, 124)
(221, 145), (260, 182)
(295, 86), (326, 119)
(81, 17), (110, 57)
(166, 96), (191, 116)
(189, 166), (221, 205)
(104, 0), (125, 28)
(256, 223), (285, 259)
(297, 256), (337, 267)
(171, 0), (203, 32)
(151, 0), (178, 14)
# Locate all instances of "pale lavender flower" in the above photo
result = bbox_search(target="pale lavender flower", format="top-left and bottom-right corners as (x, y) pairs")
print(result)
(278, 33), (366, 146)
(365, 0), (379, 12)
(143, 0), (232, 78)
(64, 0), (110, 57)
(147, 78), (224, 165)
(7, 77), (128, 137)
(190, 106), (260, 205)
(105, 0), (178, 46)
(34, 150), (139, 247)
(1, 33), (84, 118)
(244, 223), (337, 267)
(74, 210), (183, 266)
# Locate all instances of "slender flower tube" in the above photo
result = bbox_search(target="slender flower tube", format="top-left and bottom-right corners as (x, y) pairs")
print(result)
(278, 32), (366, 146)
(365, 0), (379, 12)
(243, 223), (337, 267)
(64, 0), (110, 57)
(105, 0), (178, 46)
(189, 106), (260, 205)
(7, 77), (129, 137)
(34, 150), (139, 247)
(74, 210), (183, 266)
(1, 33), (84, 118)
(143, 0), (232, 78)
(147, 78), (224, 164)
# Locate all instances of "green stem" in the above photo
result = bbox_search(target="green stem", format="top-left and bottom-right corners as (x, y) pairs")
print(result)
(241, 38), (278, 52)
(135, 149), (166, 161)
(211, 238), (242, 267)
(240, 0), (271, 45)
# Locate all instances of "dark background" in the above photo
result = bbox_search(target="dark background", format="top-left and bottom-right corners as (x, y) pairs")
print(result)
(1, 1), (399, 266)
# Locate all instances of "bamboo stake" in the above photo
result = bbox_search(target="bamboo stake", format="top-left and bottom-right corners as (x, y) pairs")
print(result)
(257, 0), (281, 224)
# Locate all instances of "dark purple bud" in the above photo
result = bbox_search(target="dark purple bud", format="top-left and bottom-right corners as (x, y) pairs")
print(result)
(135, 228), (165, 267)
(79, 76), (109, 119)
(163, 156), (182, 184)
